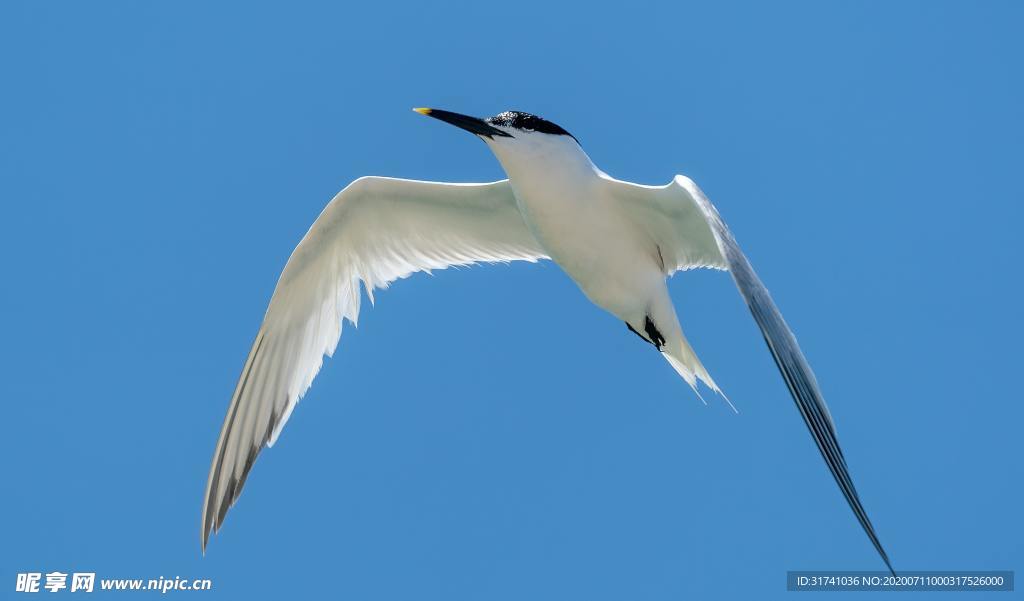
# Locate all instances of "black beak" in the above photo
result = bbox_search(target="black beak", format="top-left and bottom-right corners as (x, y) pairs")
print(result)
(413, 108), (513, 139)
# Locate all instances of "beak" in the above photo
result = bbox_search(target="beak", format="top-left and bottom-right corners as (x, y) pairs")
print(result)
(413, 108), (513, 139)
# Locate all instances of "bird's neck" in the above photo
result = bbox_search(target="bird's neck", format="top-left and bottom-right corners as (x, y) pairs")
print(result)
(492, 141), (601, 188)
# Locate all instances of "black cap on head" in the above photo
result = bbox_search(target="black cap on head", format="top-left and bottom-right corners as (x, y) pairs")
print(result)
(485, 111), (577, 142)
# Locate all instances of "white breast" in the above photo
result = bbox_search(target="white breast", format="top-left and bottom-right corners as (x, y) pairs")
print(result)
(493, 138), (662, 319)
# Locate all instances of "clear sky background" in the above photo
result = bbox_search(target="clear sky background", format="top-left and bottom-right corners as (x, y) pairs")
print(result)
(2, 1), (1021, 599)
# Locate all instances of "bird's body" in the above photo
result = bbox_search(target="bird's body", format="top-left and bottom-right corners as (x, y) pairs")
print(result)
(492, 128), (716, 387)
(200, 108), (892, 572)
(510, 148), (646, 319)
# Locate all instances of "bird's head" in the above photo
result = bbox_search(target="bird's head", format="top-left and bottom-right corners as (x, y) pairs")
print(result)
(413, 108), (586, 176)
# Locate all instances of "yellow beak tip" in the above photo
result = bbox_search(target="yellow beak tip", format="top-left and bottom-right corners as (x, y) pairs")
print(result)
(412, 107), (432, 115)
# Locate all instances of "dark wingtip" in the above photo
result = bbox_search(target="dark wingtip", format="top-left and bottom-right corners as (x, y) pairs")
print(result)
(719, 231), (893, 572)
(673, 178), (893, 574)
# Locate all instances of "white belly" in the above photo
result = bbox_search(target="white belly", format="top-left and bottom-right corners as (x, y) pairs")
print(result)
(509, 175), (661, 320)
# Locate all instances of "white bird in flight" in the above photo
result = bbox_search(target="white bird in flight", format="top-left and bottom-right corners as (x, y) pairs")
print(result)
(202, 107), (892, 572)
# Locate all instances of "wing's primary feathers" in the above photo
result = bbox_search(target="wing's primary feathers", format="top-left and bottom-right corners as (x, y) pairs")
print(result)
(201, 177), (547, 551)
(641, 175), (894, 573)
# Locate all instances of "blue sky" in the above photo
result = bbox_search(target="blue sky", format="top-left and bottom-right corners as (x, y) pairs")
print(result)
(2, 1), (1021, 598)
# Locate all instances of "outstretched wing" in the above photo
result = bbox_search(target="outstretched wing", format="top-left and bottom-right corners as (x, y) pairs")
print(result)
(202, 177), (547, 551)
(618, 174), (893, 573)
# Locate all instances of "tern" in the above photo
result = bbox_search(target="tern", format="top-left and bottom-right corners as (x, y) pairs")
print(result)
(202, 108), (893, 572)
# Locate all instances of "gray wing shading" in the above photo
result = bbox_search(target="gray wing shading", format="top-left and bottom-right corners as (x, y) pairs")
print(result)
(202, 177), (547, 552)
(647, 174), (894, 573)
